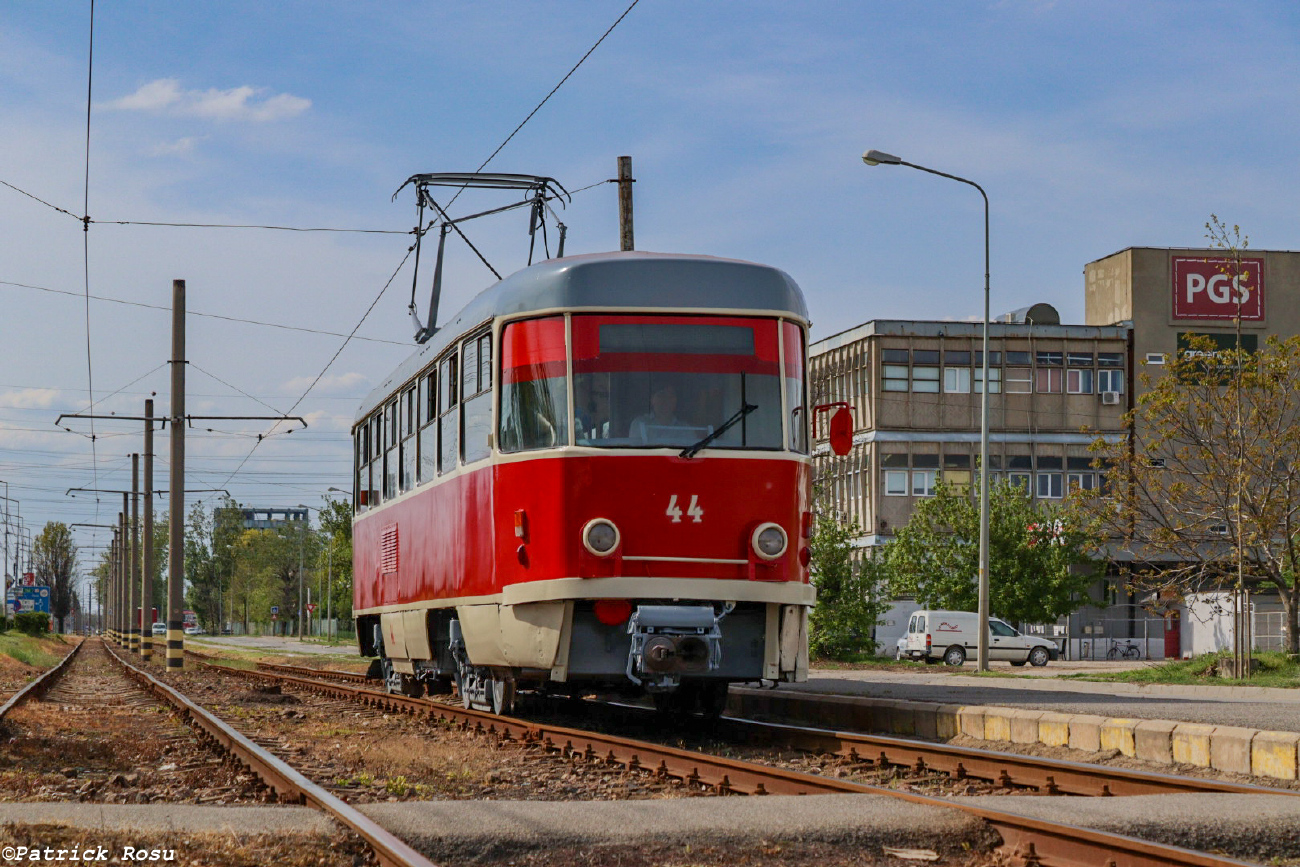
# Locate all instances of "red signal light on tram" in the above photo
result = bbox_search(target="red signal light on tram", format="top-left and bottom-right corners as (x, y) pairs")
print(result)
(594, 599), (633, 626)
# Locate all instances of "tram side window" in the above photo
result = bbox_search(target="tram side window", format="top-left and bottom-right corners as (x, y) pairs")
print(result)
(399, 385), (416, 493)
(355, 426), (369, 513)
(369, 414), (383, 507)
(418, 370), (437, 483)
(783, 321), (808, 453)
(499, 317), (569, 453)
(462, 332), (493, 464)
(384, 400), (399, 500)
(439, 353), (459, 474)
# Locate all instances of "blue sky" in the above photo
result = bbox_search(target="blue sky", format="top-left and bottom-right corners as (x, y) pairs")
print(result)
(2, 1), (1299, 587)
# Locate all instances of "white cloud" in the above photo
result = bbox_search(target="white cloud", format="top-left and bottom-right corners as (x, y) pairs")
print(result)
(0, 388), (60, 409)
(150, 136), (202, 156)
(282, 371), (367, 395)
(105, 78), (311, 122)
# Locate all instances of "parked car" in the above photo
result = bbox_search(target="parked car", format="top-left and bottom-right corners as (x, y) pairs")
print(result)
(184, 625), (205, 635)
(151, 622), (167, 636)
(893, 635), (908, 661)
(902, 610), (1059, 667)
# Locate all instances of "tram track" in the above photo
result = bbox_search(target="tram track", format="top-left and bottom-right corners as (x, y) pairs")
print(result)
(185, 653), (1267, 867)
(239, 657), (1293, 800)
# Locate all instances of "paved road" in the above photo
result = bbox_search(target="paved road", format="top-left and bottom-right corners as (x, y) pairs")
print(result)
(788, 665), (1300, 732)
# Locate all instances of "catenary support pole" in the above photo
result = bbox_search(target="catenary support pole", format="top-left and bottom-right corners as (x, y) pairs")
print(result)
(168, 279), (186, 670)
(142, 400), (154, 660)
(617, 156), (635, 252)
(131, 455), (140, 654)
(125, 492), (137, 653)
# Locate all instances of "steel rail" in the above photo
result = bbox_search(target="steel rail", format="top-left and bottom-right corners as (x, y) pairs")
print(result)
(102, 643), (439, 867)
(246, 660), (1291, 800)
(198, 658), (1263, 867)
(0, 638), (84, 721)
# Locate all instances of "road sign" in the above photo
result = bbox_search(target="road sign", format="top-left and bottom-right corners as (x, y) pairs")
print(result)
(5, 586), (51, 613)
(306, 603), (317, 613)
(270, 605), (279, 614)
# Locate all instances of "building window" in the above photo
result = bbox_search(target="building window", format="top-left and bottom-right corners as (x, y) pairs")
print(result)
(884, 470), (908, 496)
(881, 348), (910, 363)
(944, 469), (971, 491)
(1068, 472), (1096, 492)
(913, 349), (940, 364)
(943, 367), (971, 393)
(1067, 352), (1094, 367)
(1035, 367), (1062, 393)
(1006, 367), (1031, 393)
(1067, 368), (1094, 394)
(1097, 352), (1124, 367)
(944, 350), (971, 365)
(883, 364), (909, 392)
(1008, 472), (1031, 493)
(974, 368), (1002, 393)
(1098, 369), (1124, 393)
(975, 351), (1002, 366)
(1005, 351), (1031, 365)
(911, 470), (936, 497)
(912, 366), (940, 393)
(1036, 351), (1063, 366)
(1036, 472), (1064, 498)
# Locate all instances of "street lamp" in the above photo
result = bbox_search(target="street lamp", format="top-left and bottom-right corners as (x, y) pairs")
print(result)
(862, 149), (993, 672)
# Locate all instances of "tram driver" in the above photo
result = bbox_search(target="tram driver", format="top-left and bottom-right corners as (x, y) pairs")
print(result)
(630, 384), (684, 444)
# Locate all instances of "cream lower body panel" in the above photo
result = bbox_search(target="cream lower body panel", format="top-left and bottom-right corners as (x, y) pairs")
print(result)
(363, 577), (813, 682)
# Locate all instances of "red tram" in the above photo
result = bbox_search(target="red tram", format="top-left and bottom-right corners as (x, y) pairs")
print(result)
(352, 251), (814, 713)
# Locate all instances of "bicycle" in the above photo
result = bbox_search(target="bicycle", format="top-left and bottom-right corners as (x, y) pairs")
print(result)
(1105, 638), (1142, 660)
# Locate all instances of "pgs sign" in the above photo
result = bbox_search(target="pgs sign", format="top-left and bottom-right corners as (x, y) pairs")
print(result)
(1171, 257), (1264, 321)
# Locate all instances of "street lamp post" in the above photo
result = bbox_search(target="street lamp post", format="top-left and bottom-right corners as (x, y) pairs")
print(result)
(862, 149), (993, 672)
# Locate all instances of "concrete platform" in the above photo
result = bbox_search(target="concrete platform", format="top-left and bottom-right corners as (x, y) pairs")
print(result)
(733, 683), (1300, 782)
(359, 794), (997, 860)
(951, 793), (1300, 863)
(0, 803), (335, 834)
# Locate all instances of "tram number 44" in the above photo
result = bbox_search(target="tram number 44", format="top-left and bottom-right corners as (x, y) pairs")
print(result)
(665, 494), (704, 524)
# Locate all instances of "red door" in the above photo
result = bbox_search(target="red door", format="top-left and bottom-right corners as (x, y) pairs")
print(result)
(1164, 611), (1181, 659)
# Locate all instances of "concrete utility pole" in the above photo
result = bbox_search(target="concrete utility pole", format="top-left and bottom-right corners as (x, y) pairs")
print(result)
(124, 493), (136, 653)
(108, 531), (116, 643)
(617, 156), (635, 252)
(168, 279), (186, 670)
(142, 400), (154, 661)
(131, 456), (141, 654)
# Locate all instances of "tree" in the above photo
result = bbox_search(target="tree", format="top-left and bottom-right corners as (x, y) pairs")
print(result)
(1086, 330), (1300, 653)
(32, 522), (77, 633)
(808, 515), (888, 658)
(884, 481), (1098, 624)
(317, 496), (354, 629)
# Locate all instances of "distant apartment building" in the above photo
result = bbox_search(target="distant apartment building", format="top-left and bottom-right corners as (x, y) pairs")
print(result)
(809, 311), (1129, 544)
(810, 246), (1300, 658)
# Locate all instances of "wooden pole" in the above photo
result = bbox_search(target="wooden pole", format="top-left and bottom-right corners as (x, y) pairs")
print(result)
(617, 156), (635, 252)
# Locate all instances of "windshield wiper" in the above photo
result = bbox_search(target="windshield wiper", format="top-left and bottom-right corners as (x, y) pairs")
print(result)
(679, 403), (758, 459)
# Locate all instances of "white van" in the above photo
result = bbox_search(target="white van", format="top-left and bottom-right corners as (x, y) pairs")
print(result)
(903, 610), (1059, 667)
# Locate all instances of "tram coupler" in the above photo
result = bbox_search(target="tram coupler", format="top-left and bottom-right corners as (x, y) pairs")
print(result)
(626, 604), (724, 689)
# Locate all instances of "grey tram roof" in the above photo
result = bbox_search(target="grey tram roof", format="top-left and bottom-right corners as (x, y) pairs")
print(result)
(356, 251), (809, 423)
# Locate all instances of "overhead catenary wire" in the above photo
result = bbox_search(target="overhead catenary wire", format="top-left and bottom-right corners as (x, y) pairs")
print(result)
(0, 279), (410, 346)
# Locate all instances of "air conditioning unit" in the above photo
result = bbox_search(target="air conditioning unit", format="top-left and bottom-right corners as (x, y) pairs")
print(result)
(1100, 391), (1121, 405)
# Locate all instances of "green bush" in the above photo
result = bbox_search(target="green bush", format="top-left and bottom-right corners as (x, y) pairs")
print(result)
(0, 617), (9, 634)
(13, 611), (49, 637)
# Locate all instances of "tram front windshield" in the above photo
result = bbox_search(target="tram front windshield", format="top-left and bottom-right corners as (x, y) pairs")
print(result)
(571, 315), (787, 451)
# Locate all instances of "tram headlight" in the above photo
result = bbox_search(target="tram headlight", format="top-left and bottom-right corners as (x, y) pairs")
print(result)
(582, 518), (620, 556)
(751, 523), (788, 560)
